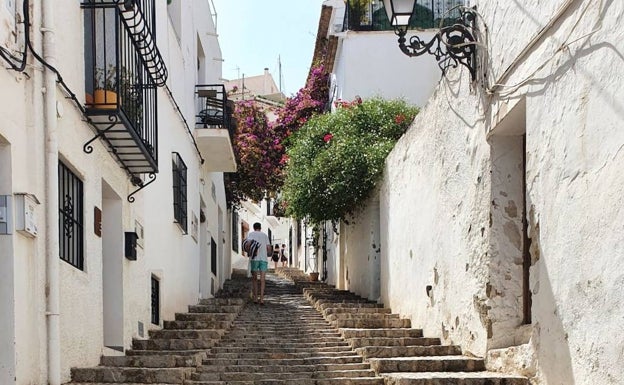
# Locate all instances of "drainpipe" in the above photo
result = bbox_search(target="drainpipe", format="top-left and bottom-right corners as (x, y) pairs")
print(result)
(41, 0), (61, 383)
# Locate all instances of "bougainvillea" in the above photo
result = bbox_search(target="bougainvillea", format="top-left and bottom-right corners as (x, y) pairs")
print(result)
(272, 64), (329, 139)
(225, 100), (283, 205)
(225, 64), (330, 207)
(282, 97), (419, 223)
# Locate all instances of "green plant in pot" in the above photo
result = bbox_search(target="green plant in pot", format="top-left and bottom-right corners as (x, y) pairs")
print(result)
(92, 64), (118, 109)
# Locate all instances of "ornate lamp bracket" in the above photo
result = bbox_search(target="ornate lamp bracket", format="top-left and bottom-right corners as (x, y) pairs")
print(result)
(396, 7), (477, 80)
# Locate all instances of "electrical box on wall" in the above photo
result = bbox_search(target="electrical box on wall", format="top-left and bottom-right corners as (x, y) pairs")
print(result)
(14, 193), (39, 237)
(0, 195), (13, 235)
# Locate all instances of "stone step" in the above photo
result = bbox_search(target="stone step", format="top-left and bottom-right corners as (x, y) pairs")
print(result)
(100, 354), (202, 368)
(192, 368), (378, 381)
(208, 345), (355, 354)
(218, 336), (345, 344)
(175, 313), (238, 321)
(188, 305), (242, 313)
(198, 298), (245, 306)
(204, 351), (361, 360)
(332, 319), (411, 328)
(382, 371), (530, 385)
(340, 328), (423, 338)
(319, 303), (385, 310)
(148, 329), (224, 340)
(127, 349), (208, 358)
(184, 377), (384, 385)
(132, 338), (217, 351)
(324, 307), (392, 315)
(198, 362), (371, 373)
(348, 337), (441, 348)
(209, 340), (351, 349)
(326, 313), (401, 322)
(356, 345), (462, 359)
(70, 366), (193, 383)
(202, 355), (363, 366)
(163, 320), (232, 330)
(369, 356), (485, 373)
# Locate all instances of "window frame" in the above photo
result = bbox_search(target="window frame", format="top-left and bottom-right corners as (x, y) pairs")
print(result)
(172, 152), (188, 233)
(58, 161), (85, 270)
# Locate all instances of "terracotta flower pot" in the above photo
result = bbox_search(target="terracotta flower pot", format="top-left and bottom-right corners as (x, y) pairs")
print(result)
(92, 89), (118, 109)
(309, 272), (319, 282)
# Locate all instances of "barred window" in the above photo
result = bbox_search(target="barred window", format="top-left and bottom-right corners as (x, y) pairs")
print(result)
(151, 275), (160, 325)
(172, 152), (187, 233)
(59, 161), (84, 270)
(232, 209), (239, 252)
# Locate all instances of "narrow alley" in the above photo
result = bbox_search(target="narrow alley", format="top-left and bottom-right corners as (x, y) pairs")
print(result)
(68, 269), (529, 385)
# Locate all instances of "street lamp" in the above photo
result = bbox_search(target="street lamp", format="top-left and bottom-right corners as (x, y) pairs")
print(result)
(382, 0), (478, 80)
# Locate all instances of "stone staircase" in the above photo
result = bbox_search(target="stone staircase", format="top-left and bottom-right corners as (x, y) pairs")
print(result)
(277, 268), (529, 385)
(186, 270), (384, 384)
(67, 268), (529, 385)
(67, 272), (247, 385)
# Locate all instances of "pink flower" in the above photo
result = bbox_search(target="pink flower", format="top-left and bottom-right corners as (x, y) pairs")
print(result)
(395, 114), (405, 124)
(323, 133), (333, 143)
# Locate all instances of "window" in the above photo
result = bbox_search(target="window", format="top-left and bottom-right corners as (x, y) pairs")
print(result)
(59, 161), (84, 270)
(151, 276), (160, 325)
(232, 210), (239, 252)
(210, 237), (217, 275)
(172, 152), (187, 233)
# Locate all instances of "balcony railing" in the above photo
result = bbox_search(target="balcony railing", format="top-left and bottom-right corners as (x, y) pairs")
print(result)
(194, 84), (237, 172)
(82, 0), (167, 182)
(195, 84), (234, 137)
(343, 0), (464, 32)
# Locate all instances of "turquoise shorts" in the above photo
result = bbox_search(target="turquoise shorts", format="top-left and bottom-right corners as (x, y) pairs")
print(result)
(250, 260), (268, 272)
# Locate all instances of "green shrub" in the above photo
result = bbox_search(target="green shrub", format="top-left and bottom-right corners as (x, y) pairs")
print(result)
(282, 97), (418, 223)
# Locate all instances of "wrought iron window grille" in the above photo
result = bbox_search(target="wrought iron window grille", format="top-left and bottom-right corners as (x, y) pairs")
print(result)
(59, 161), (85, 270)
(172, 152), (188, 233)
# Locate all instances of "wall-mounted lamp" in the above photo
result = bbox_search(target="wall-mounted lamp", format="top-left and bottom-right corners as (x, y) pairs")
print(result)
(383, 0), (478, 80)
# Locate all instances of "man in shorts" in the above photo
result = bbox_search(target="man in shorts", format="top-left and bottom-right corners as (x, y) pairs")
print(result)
(245, 222), (271, 305)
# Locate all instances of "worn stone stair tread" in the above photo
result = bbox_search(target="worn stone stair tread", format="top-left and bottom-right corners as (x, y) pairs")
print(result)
(340, 328), (423, 338)
(348, 337), (441, 348)
(202, 356), (363, 365)
(198, 362), (371, 373)
(100, 354), (202, 367)
(184, 378), (384, 385)
(197, 369), (378, 381)
(127, 349), (209, 356)
(68, 383), (178, 385)
(382, 371), (530, 384)
(70, 366), (193, 383)
(369, 356), (485, 373)
(355, 345), (461, 358)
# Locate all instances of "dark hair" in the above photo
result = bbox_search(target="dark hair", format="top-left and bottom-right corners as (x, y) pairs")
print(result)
(281, 244), (286, 247)
(274, 244), (279, 248)
(253, 222), (261, 230)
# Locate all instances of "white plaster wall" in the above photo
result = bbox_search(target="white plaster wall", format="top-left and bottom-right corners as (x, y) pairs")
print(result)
(332, 31), (440, 108)
(377, 1), (624, 384)
(0, 0), (232, 383)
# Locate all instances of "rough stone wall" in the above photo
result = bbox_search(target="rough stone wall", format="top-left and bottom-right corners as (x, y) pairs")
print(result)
(375, 1), (624, 383)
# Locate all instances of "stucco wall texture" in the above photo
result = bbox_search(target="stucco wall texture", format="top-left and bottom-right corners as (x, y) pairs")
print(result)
(380, 1), (624, 385)
(340, 1), (623, 384)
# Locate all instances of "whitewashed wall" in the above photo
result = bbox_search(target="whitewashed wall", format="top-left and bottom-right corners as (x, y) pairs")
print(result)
(0, 0), (230, 383)
(332, 30), (441, 108)
(376, 0), (624, 384)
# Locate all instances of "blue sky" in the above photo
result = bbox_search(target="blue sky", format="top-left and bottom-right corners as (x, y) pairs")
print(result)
(212, 0), (324, 97)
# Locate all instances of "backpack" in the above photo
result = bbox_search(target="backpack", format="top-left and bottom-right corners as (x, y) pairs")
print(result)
(242, 238), (261, 259)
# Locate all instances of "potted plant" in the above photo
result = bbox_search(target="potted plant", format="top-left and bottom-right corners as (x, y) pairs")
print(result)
(92, 64), (118, 109)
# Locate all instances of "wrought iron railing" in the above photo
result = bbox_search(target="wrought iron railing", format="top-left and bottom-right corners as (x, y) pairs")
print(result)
(195, 84), (235, 138)
(343, 0), (465, 32)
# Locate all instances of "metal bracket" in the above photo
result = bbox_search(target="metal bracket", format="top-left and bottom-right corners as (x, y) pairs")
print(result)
(127, 173), (156, 203)
(83, 116), (120, 154)
(396, 7), (477, 80)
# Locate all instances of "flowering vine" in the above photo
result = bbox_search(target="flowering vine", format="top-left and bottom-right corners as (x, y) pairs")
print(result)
(225, 64), (329, 207)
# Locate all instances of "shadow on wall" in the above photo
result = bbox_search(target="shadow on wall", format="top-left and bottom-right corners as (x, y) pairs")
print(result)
(533, 258), (575, 384)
